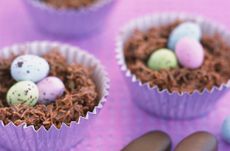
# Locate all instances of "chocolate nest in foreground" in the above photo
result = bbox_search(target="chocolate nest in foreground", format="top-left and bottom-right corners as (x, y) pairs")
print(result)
(43, 0), (98, 9)
(0, 50), (98, 129)
(124, 21), (230, 93)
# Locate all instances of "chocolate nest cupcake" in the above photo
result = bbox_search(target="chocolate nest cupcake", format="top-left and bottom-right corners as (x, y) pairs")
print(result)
(116, 13), (230, 119)
(43, 0), (98, 9)
(0, 50), (98, 130)
(0, 41), (109, 151)
(124, 20), (230, 93)
(23, 0), (113, 36)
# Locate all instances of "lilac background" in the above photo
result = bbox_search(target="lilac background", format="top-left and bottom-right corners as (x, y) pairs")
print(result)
(1, 0), (230, 150)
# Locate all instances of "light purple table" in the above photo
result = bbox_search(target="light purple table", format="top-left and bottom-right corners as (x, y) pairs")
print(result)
(1, 0), (230, 150)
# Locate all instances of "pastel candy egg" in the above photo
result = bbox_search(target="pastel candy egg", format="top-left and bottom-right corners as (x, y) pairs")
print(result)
(147, 48), (178, 71)
(37, 77), (65, 104)
(175, 37), (204, 69)
(168, 22), (201, 50)
(11, 54), (50, 82)
(7, 81), (39, 106)
(221, 116), (230, 143)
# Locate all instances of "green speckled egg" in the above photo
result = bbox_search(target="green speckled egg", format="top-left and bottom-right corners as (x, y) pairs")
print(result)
(147, 48), (178, 71)
(7, 81), (39, 106)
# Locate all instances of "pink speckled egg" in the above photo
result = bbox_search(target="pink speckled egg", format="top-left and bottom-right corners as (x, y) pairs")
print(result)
(37, 76), (65, 104)
(175, 37), (204, 69)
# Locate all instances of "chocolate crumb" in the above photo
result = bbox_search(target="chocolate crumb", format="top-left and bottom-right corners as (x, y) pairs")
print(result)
(124, 20), (230, 93)
(0, 49), (98, 129)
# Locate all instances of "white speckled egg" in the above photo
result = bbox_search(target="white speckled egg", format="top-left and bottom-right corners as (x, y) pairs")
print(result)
(11, 54), (50, 82)
(37, 76), (65, 104)
(7, 81), (39, 106)
(168, 22), (201, 50)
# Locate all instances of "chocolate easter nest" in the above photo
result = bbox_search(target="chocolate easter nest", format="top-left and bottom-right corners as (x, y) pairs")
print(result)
(124, 21), (230, 93)
(43, 0), (98, 9)
(0, 50), (98, 129)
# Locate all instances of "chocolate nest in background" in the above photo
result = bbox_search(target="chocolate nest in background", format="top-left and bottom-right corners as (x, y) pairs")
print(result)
(43, 0), (98, 9)
(0, 50), (98, 129)
(124, 21), (230, 93)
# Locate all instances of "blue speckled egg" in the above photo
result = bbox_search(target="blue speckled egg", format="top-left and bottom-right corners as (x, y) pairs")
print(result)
(11, 55), (50, 82)
(168, 22), (201, 50)
(221, 116), (230, 143)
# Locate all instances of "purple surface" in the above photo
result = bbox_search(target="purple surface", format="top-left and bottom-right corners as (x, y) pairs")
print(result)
(1, 0), (230, 150)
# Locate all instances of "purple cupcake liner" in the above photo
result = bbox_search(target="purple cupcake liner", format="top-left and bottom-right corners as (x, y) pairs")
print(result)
(0, 41), (110, 151)
(22, 0), (114, 37)
(116, 12), (230, 119)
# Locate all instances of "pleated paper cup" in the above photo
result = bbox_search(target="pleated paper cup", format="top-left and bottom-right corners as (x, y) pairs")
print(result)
(22, 0), (114, 37)
(116, 12), (230, 119)
(0, 41), (110, 151)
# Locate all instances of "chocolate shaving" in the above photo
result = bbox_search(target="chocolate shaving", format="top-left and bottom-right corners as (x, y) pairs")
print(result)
(0, 49), (98, 129)
(124, 21), (230, 93)
(43, 0), (98, 9)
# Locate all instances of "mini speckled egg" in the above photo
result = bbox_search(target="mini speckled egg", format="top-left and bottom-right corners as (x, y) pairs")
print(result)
(221, 116), (230, 143)
(147, 48), (178, 71)
(168, 22), (201, 50)
(7, 81), (39, 106)
(37, 76), (65, 104)
(175, 37), (204, 69)
(11, 54), (50, 82)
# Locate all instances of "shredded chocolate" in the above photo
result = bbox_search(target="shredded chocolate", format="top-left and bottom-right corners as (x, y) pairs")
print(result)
(124, 21), (230, 93)
(0, 50), (98, 129)
(43, 0), (98, 9)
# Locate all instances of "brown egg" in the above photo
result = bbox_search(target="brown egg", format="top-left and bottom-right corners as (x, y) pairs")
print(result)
(122, 131), (171, 151)
(175, 131), (218, 151)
